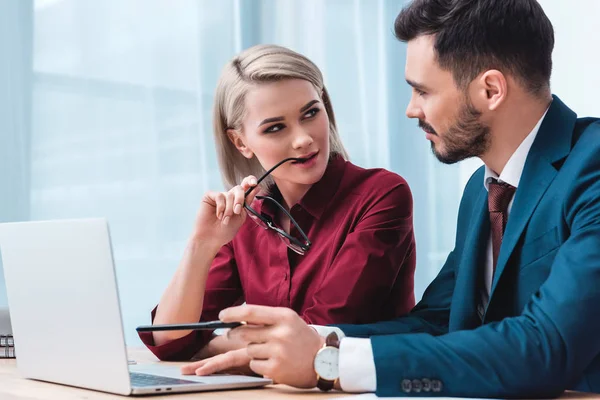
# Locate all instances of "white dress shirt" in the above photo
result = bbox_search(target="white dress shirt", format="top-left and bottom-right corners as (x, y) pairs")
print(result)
(480, 107), (548, 307)
(311, 108), (550, 393)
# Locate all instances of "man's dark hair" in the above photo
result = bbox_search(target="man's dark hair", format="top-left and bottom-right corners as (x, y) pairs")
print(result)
(395, 0), (554, 95)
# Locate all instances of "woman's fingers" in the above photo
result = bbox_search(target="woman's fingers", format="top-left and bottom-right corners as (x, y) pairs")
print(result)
(241, 175), (259, 204)
(232, 186), (245, 215)
(209, 191), (226, 220)
(180, 359), (208, 375)
(194, 349), (251, 376)
(222, 191), (236, 225)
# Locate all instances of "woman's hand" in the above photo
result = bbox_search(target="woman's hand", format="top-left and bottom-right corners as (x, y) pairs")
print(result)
(192, 175), (258, 248)
(181, 348), (253, 376)
(181, 333), (254, 376)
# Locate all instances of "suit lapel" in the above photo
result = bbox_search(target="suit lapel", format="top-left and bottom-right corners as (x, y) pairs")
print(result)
(450, 186), (490, 331)
(487, 95), (577, 302)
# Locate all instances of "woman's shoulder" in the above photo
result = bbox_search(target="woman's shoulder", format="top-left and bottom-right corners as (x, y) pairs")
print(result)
(342, 160), (410, 193)
(337, 161), (413, 217)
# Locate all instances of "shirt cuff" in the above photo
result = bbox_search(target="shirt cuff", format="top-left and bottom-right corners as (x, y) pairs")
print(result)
(339, 338), (377, 393)
(309, 325), (346, 339)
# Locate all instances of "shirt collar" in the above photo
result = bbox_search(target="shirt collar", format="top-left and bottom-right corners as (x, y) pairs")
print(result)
(254, 154), (347, 221)
(483, 107), (550, 191)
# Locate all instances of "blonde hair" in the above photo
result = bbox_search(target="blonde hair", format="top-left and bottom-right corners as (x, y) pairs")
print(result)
(213, 44), (349, 189)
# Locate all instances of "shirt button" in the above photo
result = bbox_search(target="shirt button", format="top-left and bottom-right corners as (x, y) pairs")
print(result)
(432, 379), (443, 392)
(401, 379), (412, 393)
(411, 379), (422, 393)
(421, 378), (432, 392)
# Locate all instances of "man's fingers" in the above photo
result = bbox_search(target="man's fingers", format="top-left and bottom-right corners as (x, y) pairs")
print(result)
(248, 359), (273, 379)
(246, 342), (271, 359)
(220, 304), (291, 326)
(227, 324), (274, 344)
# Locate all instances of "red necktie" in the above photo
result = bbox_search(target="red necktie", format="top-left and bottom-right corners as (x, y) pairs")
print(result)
(488, 179), (516, 276)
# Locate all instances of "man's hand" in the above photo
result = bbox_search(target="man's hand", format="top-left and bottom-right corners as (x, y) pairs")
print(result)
(219, 304), (325, 389)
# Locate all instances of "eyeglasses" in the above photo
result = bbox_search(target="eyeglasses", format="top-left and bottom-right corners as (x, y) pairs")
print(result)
(243, 158), (312, 255)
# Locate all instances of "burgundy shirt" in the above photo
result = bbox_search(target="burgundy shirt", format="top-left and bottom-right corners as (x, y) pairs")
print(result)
(140, 155), (416, 360)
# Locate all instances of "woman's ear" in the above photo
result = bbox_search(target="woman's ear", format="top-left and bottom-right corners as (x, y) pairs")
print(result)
(226, 129), (254, 159)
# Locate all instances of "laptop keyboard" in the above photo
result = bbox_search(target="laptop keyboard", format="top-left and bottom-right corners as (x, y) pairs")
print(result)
(129, 372), (203, 387)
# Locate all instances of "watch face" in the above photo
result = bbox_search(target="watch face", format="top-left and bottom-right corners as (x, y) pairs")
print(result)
(314, 346), (339, 381)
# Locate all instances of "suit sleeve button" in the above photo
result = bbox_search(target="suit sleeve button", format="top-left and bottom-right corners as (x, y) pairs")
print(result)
(411, 379), (422, 393)
(401, 379), (412, 393)
(422, 378), (432, 392)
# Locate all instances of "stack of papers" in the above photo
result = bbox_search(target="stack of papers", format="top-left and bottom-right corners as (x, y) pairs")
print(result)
(0, 306), (15, 358)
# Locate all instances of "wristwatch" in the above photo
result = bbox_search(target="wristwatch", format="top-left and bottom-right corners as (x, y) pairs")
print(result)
(314, 331), (340, 391)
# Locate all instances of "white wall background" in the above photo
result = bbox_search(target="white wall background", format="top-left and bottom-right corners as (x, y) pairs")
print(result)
(540, 0), (600, 117)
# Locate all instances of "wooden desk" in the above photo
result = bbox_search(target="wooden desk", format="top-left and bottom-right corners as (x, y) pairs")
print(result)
(0, 347), (350, 400)
(1, 348), (599, 399)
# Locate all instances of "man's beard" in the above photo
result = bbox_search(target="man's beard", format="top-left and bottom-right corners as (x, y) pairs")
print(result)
(419, 98), (491, 164)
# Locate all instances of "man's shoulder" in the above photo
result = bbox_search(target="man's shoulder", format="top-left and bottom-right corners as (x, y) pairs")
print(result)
(558, 117), (600, 211)
(559, 117), (600, 175)
(572, 117), (600, 151)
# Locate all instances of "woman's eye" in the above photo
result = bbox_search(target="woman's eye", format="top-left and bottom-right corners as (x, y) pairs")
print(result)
(303, 108), (320, 119)
(264, 123), (285, 134)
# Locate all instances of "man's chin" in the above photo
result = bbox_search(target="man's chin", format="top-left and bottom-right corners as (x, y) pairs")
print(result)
(431, 144), (465, 165)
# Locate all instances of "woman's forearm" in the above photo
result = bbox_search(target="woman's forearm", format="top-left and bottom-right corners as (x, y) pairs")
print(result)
(152, 236), (221, 346)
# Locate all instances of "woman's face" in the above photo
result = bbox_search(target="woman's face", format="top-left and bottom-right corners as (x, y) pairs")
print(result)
(233, 79), (331, 187)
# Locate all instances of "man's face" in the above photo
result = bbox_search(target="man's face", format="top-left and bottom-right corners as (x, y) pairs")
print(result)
(404, 35), (491, 164)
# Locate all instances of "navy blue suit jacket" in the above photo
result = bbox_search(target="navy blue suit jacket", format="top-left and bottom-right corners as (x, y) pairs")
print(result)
(337, 96), (600, 397)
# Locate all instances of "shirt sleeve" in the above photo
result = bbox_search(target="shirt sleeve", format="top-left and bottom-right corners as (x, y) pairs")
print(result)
(301, 179), (416, 325)
(309, 324), (346, 339)
(339, 338), (377, 393)
(138, 241), (244, 361)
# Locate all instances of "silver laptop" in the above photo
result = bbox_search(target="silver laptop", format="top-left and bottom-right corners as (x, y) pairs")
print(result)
(0, 218), (271, 395)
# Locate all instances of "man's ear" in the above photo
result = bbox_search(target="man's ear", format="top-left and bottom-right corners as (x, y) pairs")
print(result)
(227, 129), (254, 159)
(472, 69), (507, 111)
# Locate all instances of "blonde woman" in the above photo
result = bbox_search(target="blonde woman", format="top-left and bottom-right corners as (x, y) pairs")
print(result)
(139, 44), (416, 374)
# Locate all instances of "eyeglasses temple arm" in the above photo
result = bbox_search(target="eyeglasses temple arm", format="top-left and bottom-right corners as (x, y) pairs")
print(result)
(243, 157), (302, 198)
